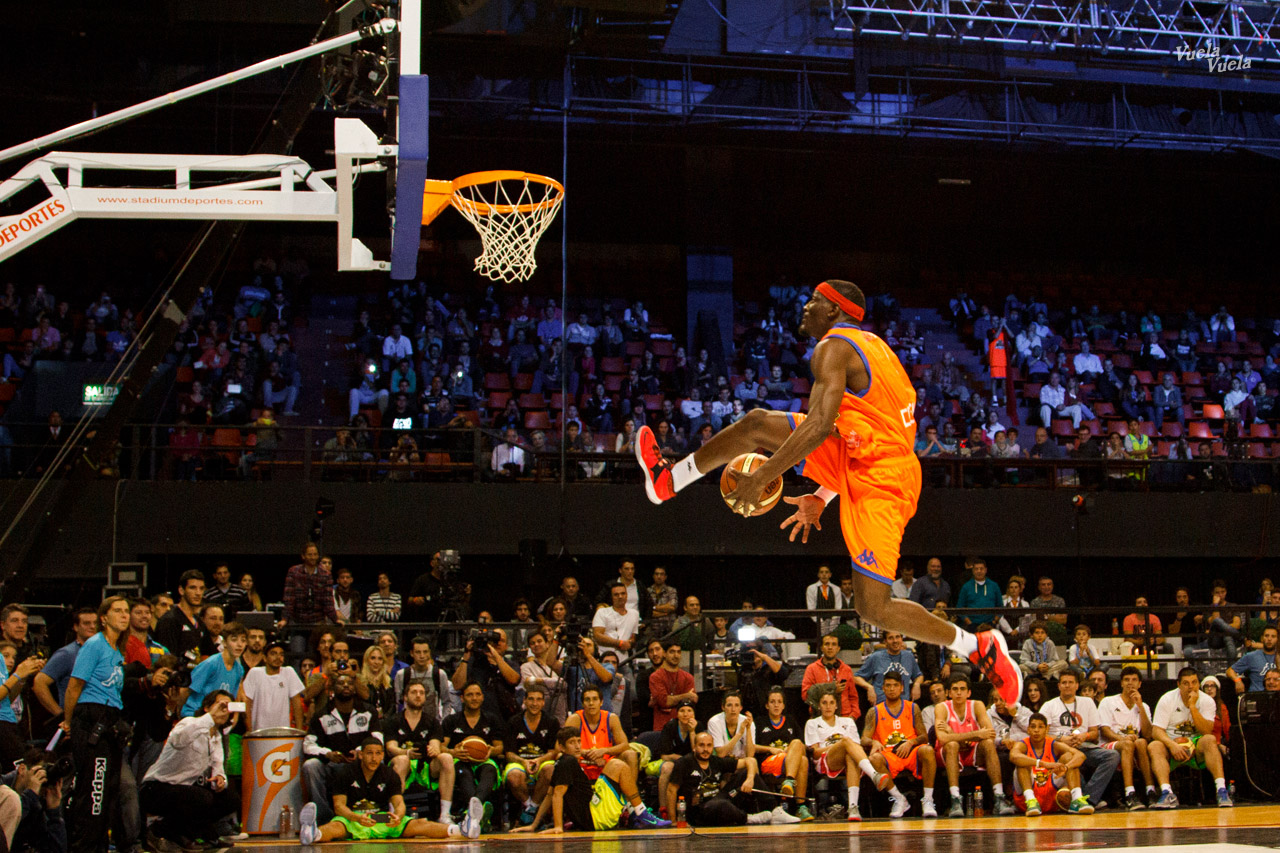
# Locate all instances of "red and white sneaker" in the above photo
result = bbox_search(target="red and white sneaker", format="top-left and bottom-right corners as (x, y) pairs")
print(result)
(969, 630), (1023, 707)
(635, 425), (675, 504)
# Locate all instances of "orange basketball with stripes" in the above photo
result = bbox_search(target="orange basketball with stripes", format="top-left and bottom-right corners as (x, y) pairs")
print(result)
(719, 452), (783, 516)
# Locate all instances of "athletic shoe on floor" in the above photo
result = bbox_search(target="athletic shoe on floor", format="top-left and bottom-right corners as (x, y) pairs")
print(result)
(1024, 799), (1041, 817)
(630, 808), (672, 829)
(461, 798), (484, 839)
(948, 800), (964, 818)
(1151, 790), (1179, 810)
(821, 804), (846, 822)
(846, 804), (862, 822)
(1068, 797), (1094, 815)
(994, 794), (1017, 816)
(298, 802), (320, 846)
(636, 426), (675, 504)
(921, 801), (938, 818)
(780, 777), (796, 797)
(519, 803), (538, 826)
(1122, 793), (1144, 811)
(889, 796), (910, 818)
(746, 811), (773, 825)
(771, 806), (802, 824)
(1217, 788), (1234, 808)
(796, 804), (815, 822)
(969, 630), (1023, 707)
(144, 832), (184, 853)
(480, 800), (493, 832)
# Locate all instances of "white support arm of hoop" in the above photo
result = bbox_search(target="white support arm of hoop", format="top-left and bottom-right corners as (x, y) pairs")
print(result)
(0, 18), (398, 167)
(0, 126), (391, 267)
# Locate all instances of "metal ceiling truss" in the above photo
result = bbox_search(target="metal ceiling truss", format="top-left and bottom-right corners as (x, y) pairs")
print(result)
(826, 0), (1280, 65)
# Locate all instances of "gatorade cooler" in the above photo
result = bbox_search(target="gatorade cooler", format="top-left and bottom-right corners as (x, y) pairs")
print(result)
(241, 727), (305, 835)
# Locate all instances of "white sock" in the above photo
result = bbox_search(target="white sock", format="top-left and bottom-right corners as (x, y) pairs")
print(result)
(992, 783), (1004, 797)
(1161, 783), (1172, 793)
(947, 625), (980, 658)
(1024, 789), (1036, 801)
(1125, 786), (1135, 796)
(633, 803), (649, 815)
(1215, 777), (1226, 792)
(922, 790), (934, 804)
(858, 759), (877, 778)
(950, 786), (961, 800)
(1070, 787), (1082, 800)
(848, 786), (860, 807)
(671, 455), (703, 491)
(439, 799), (452, 819)
(524, 797), (534, 808)
(447, 824), (461, 837)
(888, 786), (903, 799)
(1147, 786), (1158, 796)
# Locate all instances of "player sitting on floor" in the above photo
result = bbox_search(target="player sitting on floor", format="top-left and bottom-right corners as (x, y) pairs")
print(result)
(804, 691), (891, 822)
(861, 671), (938, 818)
(1008, 714), (1092, 816)
(753, 687), (814, 821)
(297, 737), (483, 844)
(513, 727), (670, 833)
(934, 674), (1016, 817)
(504, 683), (561, 826)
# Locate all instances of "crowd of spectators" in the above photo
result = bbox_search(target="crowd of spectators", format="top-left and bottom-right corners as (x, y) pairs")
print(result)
(0, 548), (1277, 850)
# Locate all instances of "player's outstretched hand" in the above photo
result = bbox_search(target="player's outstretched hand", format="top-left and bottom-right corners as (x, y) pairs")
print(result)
(779, 494), (825, 543)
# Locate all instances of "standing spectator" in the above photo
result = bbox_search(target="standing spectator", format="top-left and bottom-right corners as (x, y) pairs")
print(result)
(891, 562), (916, 600)
(331, 568), (362, 624)
(366, 573), (402, 623)
(648, 642), (697, 731)
(65, 597), (130, 853)
(592, 585), (640, 667)
(201, 563), (249, 621)
(647, 567), (678, 642)
(0, 606), (30, 665)
(279, 543), (342, 651)
(154, 570), (206, 668)
(671, 597), (716, 652)
(955, 558), (1001, 630)
(179, 622), (247, 718)
(392, 636), (451, 719)
(805, 565), (844, 639)
(595, 559), (654, 621)
(801, 634), (860, 720)
(32, 608), (97, 721)
(1031, 576), (1069, 644)
(241, 638), (304, 730)
(908, 558), (952, 611)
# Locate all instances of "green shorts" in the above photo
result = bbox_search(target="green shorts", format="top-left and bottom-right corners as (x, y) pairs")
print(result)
(1169, 734), (1208, 771)
(503, 759), (555, 782)
(331, 815), (408, 840)
(589, 775), (627, 831)
(405, 758), (439, 791)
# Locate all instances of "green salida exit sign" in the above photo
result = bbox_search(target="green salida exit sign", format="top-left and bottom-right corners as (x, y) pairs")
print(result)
(83, 383), (120, 406)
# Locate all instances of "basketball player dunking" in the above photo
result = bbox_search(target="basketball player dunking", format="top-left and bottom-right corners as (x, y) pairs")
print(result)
(636, 279), (1022, 705)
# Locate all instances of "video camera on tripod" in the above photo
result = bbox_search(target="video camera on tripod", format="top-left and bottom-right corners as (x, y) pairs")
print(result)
(556, 616), (592, 663)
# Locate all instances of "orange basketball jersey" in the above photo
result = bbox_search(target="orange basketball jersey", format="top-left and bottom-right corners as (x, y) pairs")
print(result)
(820, 324), (917, 462)
(873, 699), (918, 746)
(570, 709), (615, 779)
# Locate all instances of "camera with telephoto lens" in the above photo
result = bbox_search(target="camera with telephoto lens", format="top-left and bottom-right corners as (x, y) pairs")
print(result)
(470, 628), (502, 649)
(43, 755), (74, 787)
(722, 643), (756, 668)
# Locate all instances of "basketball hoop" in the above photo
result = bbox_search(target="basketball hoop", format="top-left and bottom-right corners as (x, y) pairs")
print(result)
(422, 170), (564, 283)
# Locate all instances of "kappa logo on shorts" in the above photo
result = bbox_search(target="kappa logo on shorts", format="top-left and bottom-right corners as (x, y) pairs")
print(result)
(856, 549), (879, 569)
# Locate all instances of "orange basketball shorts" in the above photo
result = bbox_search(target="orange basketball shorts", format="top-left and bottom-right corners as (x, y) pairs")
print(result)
(1013, 774), (1066, 814)
(785, 413), (921, 585)
(882, 745), (922, 780)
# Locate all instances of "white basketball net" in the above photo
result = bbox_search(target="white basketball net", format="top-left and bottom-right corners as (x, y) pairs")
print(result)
(450, 175), (564, 283)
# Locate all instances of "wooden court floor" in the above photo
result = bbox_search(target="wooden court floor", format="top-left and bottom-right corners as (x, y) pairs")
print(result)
(241, 803), (1280, 852)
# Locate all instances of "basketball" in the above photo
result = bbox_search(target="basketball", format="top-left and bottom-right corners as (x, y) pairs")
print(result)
(458, 736), (490, 762)
(719, 452), (783, 516)
(1055, 788), (1072, 811)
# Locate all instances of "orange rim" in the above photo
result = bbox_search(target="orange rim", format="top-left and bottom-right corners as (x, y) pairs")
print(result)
(449, 170), (565, 217)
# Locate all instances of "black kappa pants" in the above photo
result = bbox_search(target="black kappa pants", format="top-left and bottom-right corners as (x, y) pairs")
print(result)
(68, 703), (124, 853)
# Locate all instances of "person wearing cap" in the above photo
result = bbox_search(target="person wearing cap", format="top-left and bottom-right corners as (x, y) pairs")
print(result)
(239, 638), (304, 730)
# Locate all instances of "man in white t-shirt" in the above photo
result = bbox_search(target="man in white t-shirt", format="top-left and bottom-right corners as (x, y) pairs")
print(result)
(1097, 665), (1156, 809)
(706, 691), (754, 759)
(1147, 667), (1232, 809)
(803, 692), (889, 822)
(239, 639), (304, 730)
(592, 583), (640, 665)
(1038, 668), (1118, 809)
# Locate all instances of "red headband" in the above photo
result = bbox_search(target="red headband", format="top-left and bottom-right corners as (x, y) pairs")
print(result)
(816, 281), (864, 322)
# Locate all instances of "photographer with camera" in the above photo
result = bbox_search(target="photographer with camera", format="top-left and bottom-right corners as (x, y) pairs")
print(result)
(0, 748), (68, 853)
(801, 634), (861, 722)
(306, 637), (371, 709)
(0, 639), (43, 773)
(450, 629), (519, 720)
(741, 642), (792, 718)
(140, 690), (239, 852)
(63, 596), (131, 853)
(566, 637), (617, 715)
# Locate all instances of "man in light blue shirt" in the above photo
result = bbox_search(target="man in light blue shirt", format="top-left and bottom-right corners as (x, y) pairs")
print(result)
(854, 631), (924, 704)
(1227, 626), (1279, 693)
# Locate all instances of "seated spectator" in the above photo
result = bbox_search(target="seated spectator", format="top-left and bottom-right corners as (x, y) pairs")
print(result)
(1097, 666), (1158, 808)
(802, 633), (860, 721)
(1152, 374), (1184, 430)
(348, 359), (388, 420)
(934, 675), (1010, 817)
(671, 597), (715, 651)
(141, 690), (239, 848)
(1066, 624), (1104, 677)
(490, 428), (526, 479)
(1123, 596), (1169, 653)
(1140, 332), (1170, 372)
(855, 631), (923, 705)
(764, 365), (800, 412)
(1209, 306), (1236, 344)
(1039, 372), (1085, 428)
(1146, 667), (1231, 809)
(707, 690), (754, 760)
(1020, 621), (1066, 682)
(1073, 341), (1102, 382)
(1227, 625), (1279, 693)
(1041, 668), (1119, 809)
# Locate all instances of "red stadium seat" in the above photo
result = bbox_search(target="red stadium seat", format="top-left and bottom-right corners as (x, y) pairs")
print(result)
(624, 342), (646, 357)
(604, 375), (624, 392)
(512, 373), (534, 391)
(1251, 423), (1274, 440)
(485, 372), (511, 391)
(601, 357), (626, 374)
(1182, 371), (1202, 386)
(0, 384), (14, 403)
(1111, 354), (1132, 369)
(1184, 385), (1206, 401)
(1022, 383), (1042, 400)
(1201, 403), (1225, 422)
(487, 391), (511, 410)
(1156, 440), (1172, 457)
(1113, 421), (1129, 437)
(549, 393), (564, 411)
(1051, 420), (1076, 439)
(1093, 402), (1116, 418)
(643, 394), (664, 411)
(518, 393), (547, 410)
(791, 377), (811, 395)
(524, 411), (551, 430)
(1188, 422), (1213, 440)
(1136, 421), (1156, 437)
(652, 341), (674, 357)
(1161, 422), (1183, 439)
(1248, 443), (1269, 459)
(1133, 370), (1154, 386)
